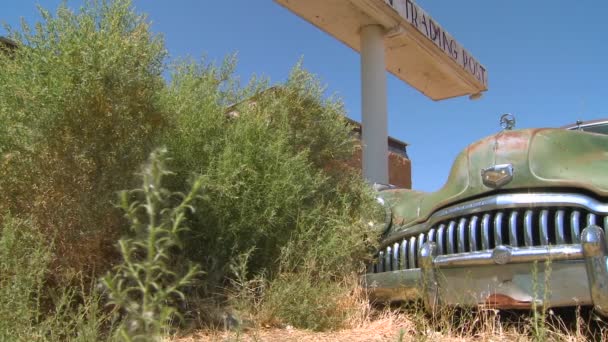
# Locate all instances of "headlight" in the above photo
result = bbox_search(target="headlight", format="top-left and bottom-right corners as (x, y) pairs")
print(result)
(368, 195), (392, 234)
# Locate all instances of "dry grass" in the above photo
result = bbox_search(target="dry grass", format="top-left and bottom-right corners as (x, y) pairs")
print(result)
(168, 304), (608, 342)
(166, 311), (516, 342)
(169, 310), (410, 342)
(167, 275), (608, 341)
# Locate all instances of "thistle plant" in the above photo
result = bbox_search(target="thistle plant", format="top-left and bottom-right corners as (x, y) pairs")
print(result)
(102, 148), (202, 341)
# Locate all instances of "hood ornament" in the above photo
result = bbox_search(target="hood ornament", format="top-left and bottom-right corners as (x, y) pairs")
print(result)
(482, 164), (514, 189)
(500, 113), (516, 131)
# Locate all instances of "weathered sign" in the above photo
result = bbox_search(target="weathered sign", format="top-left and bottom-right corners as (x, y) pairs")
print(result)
(274, 0), (488, 100)
(384, 0), (487, 87)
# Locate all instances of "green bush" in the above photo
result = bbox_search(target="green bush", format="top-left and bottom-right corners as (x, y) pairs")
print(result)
(159, 60), (380, 329)
(0, 215), (112, 341)
(1, 0), (381, 333)
(160, 60), (370, 274)
(0, 0), (166, 278)
(260, 273), (350, 331)
(0, 215), (51, 339)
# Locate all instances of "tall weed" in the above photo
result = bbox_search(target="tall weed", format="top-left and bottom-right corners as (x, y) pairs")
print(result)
(102, 149), (202, 341)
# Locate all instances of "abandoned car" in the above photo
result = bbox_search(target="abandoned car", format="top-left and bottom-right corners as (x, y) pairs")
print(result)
(365, 115), (608, 314)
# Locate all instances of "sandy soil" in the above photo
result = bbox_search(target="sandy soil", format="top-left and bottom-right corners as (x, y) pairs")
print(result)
(168, 316), (519, 342)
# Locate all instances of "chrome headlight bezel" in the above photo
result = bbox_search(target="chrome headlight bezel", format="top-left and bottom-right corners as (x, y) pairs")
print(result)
(377, 196), (392, 231)
(370, 183), (397, 234)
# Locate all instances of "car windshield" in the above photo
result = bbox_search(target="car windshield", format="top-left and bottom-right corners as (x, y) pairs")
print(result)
(580, 123), (608, 135)
(565, 121), (608, 135)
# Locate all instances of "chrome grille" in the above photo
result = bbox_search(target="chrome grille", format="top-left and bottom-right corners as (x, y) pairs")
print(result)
(372, 195), (608, 273)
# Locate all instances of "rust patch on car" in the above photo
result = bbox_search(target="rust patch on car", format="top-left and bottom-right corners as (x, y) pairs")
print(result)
(392, 216), (406, 226)
(496, 131), (534, 151)
(465, 137), (492, 153)
(484, 294), (532, 309)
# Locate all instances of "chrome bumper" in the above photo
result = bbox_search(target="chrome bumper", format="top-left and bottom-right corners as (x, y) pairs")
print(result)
(365, 225), (608, 314)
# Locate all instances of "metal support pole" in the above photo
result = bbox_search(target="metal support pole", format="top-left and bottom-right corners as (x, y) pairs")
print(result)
(360, 24), (388, 184)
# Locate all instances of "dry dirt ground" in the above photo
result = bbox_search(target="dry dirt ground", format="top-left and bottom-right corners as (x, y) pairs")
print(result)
(169, 315), (528, 342)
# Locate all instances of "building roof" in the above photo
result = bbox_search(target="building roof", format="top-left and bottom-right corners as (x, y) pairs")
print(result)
(0, 37), (17, 50)
(226, 86), (409, 158)
(344, 117), (409, 158)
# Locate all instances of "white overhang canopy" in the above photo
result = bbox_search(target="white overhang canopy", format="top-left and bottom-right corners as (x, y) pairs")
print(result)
(275, 0), (487, 100)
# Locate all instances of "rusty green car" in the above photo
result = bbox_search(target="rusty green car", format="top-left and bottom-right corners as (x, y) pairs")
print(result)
(365, 116), (608, 314)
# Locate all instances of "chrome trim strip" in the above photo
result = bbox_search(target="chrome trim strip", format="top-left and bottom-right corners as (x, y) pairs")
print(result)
(509, 211), (519, 246)
(418, 233), (426, 258)
(400, 239), (407, 271)
(393, 242), (400, 271)
(447, 221), (456, 254)
(457, 218), (467, 253)
(556, 210), (566, 244)
(427, 228), (436, 243)
(408, 236), (417, 269)
(563, 119), (608, 129)
(587, 213), (597, 227)
(433, 245), (583, 268)
(378, 251), (385, 272)
(540, 209), (549, 245)
(429, 193), (608, 225)
(437, 224), (446, 255)
(372, 244), (584, 272)
(469, 215), (479, 252)
(524, 210), (534, 247)
(571, 210), (581, 243)
(481, 214), (491, 250)
(494, 212), (504, 246)
(385, 246), (392, 271)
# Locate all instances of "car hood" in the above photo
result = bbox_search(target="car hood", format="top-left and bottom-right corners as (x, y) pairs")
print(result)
(382, 128), (608, 230)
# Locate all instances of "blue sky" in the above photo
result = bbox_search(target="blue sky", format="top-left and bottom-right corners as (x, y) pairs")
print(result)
(2, 1), (607, 191)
